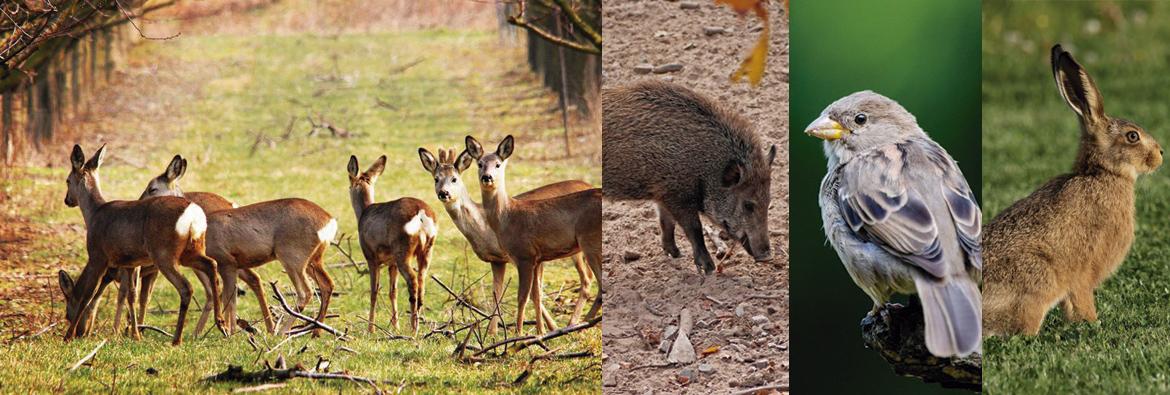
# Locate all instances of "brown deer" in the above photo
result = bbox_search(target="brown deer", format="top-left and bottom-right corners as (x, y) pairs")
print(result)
(419, 147), (594, 334)
(139, 155), (338, 336)
(465, 135), (602, 335)
(348, 155), (438, 335)
(58, 144), (224, 345)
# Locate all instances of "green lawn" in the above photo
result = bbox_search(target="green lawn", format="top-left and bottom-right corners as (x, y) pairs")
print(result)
(0, 27), (600, 393)
(983, 1), (1170, 393)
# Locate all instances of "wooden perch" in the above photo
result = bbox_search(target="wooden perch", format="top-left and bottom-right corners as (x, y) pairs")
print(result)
(268, 282), (347, 340)
(860, 302), (981, 391)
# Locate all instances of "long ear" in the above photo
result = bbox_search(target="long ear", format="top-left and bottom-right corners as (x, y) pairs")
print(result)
(767, 144), (777, 166)
(454, 150), (474, 172)
(722, 160), (744, 187)
(465, 135), (484, 159)
(418, 148), (438, 173)
(347, 155), (360, 179)
(366, 155), (387, 179)
(84, 144), (107, 171)
(58, 270), (74, 299)
(497, 135), (514, 160)
(165, 155), (186, 182)
(1051, 44), (1105, 124)
(70, 145), (86, 171)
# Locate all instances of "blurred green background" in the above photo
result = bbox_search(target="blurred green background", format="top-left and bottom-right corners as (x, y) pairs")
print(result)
(983, 1), (1170, 393)
(790, 0), (980, 393)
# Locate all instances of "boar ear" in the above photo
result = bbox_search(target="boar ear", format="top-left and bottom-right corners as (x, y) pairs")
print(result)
(418, 148), (438, 173)
(347, 155), (360, 179)
(455, 150), (474, 172)
(767, 144), (777, 166)
(497, 135), (514, 160)
(70, 145), (86, 172)
(58, 270), (74, 299)
(465, 136), (484, 159)
(722, 160), (744, 187)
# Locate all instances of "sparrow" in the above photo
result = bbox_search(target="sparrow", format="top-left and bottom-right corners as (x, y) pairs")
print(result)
(807, 91), (983, 357)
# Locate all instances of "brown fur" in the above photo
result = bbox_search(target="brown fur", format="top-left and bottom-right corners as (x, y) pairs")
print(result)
(349, 155), (438, 335)
(58, 145), (224, 346)
(984, 45), (1164, 336)
(466, 135), (603, 335)
(602, 80), (777, 273)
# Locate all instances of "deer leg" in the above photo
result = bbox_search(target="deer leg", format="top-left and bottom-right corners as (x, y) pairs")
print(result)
(361, 249), (381, 334)
(137, 268), (158, 324)
(535, 261), (557, 332)
(579, 232), (604, 320)
(393, 249), (420, 335)
(568, 253), (589, 325)
(238, 268), (272, 334)
(276, 247), (313, 334)
(414, 241), (432, 316)
(218, 263), (238, 335)
(153, 256), (192, 346)
(113, 269), (127, 336)
(125, 267), (142, 340)
(670, 206), (715, 274)
(387, 261), (400, 331)
(185, 253), (224, 336)
(306, 244), (334, 337)
(488, 261), (506, 336)
(656, 203), (681, 258)
(514, 257), (536, 336)
(191, 269), (214, 336)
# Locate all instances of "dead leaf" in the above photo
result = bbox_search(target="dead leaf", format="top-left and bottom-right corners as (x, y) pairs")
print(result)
(701, 345), (721, 357)
(715, 0), (770, 86)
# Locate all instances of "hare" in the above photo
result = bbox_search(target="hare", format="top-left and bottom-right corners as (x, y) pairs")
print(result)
(983, 44), (1164, 336)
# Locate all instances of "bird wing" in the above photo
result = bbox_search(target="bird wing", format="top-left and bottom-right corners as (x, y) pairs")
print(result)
(838, 141), (978, 279)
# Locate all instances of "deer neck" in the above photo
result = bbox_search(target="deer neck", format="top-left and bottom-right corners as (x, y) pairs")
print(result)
(78, 180), (107, 228)
(480, 178), (513, 232)
(350, 186), (374, 222)
(443, 187), (495, 241)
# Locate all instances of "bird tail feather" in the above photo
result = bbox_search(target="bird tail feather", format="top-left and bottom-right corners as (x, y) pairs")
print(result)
(915, 275), (982, 357)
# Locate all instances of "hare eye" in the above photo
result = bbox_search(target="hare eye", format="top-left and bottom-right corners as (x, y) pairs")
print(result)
(854, 113), (867, 125)
(1126, 131), (1140, 143)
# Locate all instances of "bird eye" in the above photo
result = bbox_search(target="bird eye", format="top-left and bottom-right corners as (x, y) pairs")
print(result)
(1126, 131), (1140, 143)
(854, 113), (867, 125)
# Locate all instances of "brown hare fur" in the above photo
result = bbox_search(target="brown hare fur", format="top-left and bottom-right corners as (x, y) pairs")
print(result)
(983, 45), (1163, 336)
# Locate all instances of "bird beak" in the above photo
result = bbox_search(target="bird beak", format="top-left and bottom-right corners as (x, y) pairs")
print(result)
(805, 115), (849, 141)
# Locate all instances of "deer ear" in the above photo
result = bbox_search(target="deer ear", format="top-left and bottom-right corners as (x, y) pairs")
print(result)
(58, 270), (74, 299)
(767, 144), (777, 166)
(722, 160), (744, 187)
(465, 135), (484, 159)
(347, 155), (360, 178)
(498, 135), (514, 160)
(70, 145), (86, 171)
(165, 155), (186, 182)
(455, 150), (474, 172)
(367, 155), (387, 178)
(84, 144), (107, 171)
(419, 148), (438, 173)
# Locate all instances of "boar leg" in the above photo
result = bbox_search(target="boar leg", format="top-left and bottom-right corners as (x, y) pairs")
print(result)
(669, 206), (715, 274)
(656, 203), (681, 258)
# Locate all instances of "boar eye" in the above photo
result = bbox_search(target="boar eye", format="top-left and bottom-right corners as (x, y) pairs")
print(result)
(743, 201), (756, 212)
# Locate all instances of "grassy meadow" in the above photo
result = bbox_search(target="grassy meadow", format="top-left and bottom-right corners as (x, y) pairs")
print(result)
(0, 20), (600, 394)
(983, 1), (1170, 393)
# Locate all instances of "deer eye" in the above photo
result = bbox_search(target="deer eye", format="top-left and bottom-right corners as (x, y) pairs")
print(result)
(1126, 131), (1140, 143)
(451, 177), (457, 183)
(434, 177), (439, 182)
(495, 163), (500, 168)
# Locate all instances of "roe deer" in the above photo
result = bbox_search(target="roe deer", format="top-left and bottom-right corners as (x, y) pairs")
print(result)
(139, 155), (338, 335)
(58, 144), (224, 345)
(465, 135), (602, 335)
(419, 147), (594, 334)
(348, 155), (438, 335)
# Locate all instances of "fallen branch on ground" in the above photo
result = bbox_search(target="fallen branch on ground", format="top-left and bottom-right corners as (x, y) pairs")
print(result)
(68, 340), (107, 372)
(137, 325), (172, 338)
(475, 316), (601, 357)
(861, 302), (980, 391)
(205, 364), (385, 394)
(431, 275), (491, 320)
(512, 349), (594, 385)
(730, 384), (792, 395)
(268, 282), (347, 340)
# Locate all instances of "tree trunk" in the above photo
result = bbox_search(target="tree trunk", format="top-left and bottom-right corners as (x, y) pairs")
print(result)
(2, 93), (12, 164)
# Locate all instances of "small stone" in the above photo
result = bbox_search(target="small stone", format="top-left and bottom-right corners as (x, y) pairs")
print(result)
(698, 363), (715, 374)
(680, 1), (700, 9)
(633, 64), (654, 74)
(663, 325), (679, 341)
(659, 339), (672, 353)
(603, 375), (618, 387)
(684, 42), (697, 50)
(653, 63), (684, 73)
(735, 303), (747, 317)
(145, 367), (159, 376)
(767, 306), (777, 315)
(623, 250), (643, 262)
(677, 367), (696, 384)
(679, 308), (694, 335)
(668, 332), (697, 364)
(654, 30), (670, 38)
(752, 325), (765, 336)
(703, 26), (725, 36)
(750, 315), (769, 325)
(752, 359), (769, 370)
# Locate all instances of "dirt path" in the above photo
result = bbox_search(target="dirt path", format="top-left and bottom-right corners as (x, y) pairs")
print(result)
(600, 1), (790, 393)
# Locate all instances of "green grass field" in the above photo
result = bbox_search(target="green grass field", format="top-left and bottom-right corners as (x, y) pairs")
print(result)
(983, 1), (1170, 393)
(0, 23), (600, 394)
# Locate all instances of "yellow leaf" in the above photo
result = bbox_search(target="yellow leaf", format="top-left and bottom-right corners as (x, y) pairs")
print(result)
(701, 345), (721, 356)
(715, 0), (771, 86)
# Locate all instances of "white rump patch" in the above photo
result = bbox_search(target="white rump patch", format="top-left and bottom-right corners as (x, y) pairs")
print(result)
(231, 202), (239, 208)
(318, 218), (338, 243)
(403, 211), (438, 243)
(175, 203), (208, 239)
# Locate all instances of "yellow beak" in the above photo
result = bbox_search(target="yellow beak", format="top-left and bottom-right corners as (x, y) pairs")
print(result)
(805, 115), (849, 141)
